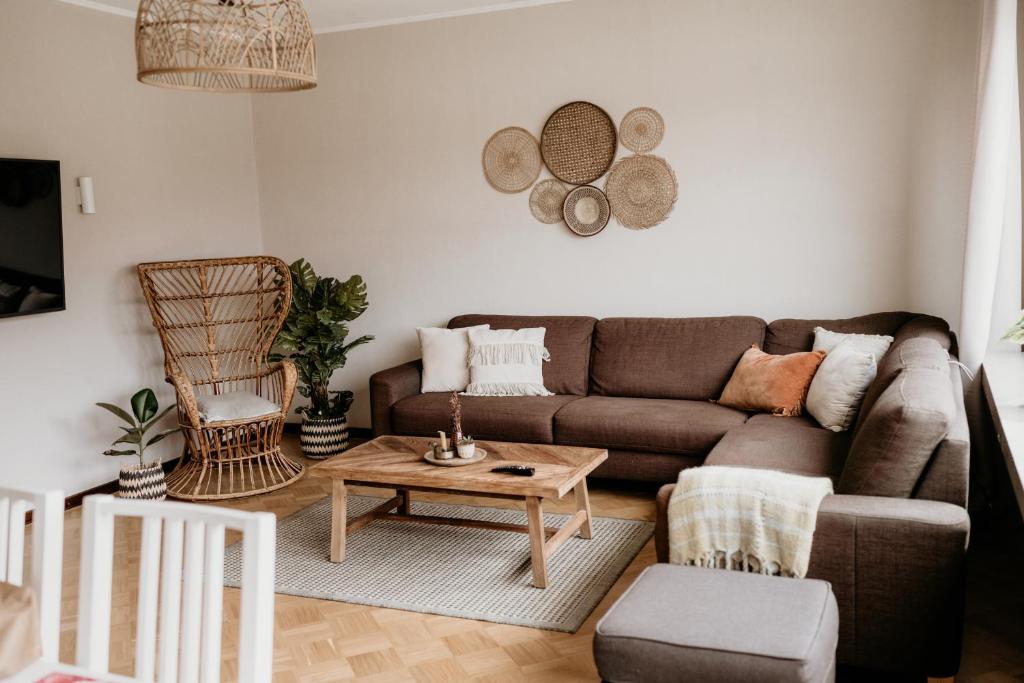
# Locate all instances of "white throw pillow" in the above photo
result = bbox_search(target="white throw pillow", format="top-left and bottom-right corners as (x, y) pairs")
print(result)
(464, 327), (553, 396)
(806, 341), (878, 432)
(812, 326), (893, 361)
(417, 325), (490, 392)
(196, 391), (280, 423)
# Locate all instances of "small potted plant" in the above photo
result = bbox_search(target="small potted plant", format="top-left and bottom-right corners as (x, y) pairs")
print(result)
(272, 259), (373, 460)
(96, 388), (178, 500)
(457, 436), (476, 459)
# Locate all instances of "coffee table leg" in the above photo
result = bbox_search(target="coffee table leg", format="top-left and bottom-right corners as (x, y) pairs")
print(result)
(398, 488), (411, 515)
(330, 480), (347, 563)
(574, 480), (593, 540)
(525, 496), (548, 588)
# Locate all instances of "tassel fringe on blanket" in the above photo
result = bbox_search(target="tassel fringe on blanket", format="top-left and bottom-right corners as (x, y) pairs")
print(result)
(668, 466), (833, 578)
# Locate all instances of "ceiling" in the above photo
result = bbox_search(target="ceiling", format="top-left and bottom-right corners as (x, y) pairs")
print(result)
(61, 0), (571, 32)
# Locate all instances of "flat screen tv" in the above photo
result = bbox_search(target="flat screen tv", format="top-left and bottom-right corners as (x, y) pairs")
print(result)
(0, 158), (65, 319)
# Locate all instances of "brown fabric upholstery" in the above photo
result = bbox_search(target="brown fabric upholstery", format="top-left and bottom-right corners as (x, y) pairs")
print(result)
(914, 363), (970, 506)
(369, 360), (422, 436)
(704, 414), (849, 480)
(447, 315), (596, 395)
(717, 345), (825, 416)
(391, 393), (581, 444)
(655, 487), (970, 677)
(592, 449), (703, 483)
(839, 365), (955, 498)
(554, 396), (748, 456)
(764, 312), (917, 356)
(892, 314), (953, 352)
(594, 565), (839, 683)
(590, 317), (766, 400)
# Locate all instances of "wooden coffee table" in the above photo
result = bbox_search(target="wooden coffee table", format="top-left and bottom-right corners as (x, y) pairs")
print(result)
(308, 435), (608, 588)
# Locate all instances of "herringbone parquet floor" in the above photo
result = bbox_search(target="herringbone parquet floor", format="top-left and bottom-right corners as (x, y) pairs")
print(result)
(49, 437), (658, 682)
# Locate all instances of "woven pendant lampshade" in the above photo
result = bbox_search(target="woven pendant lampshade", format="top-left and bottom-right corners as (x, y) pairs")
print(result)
(136, 0), (317, 93)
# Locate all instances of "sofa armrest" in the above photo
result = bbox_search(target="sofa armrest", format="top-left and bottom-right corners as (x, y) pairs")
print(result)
(654, 485), (970, 676)
(369, 360), (422, 436)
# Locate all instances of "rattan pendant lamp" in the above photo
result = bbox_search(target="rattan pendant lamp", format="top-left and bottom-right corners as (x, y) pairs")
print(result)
(136, 0), (317, 93)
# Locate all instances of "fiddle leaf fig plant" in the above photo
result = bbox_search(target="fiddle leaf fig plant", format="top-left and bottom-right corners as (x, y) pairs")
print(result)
(271, 258), (374, 419)
(97, 388), (179, 468)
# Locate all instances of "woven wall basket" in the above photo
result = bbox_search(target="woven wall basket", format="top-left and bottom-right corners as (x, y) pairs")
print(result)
(529, 179), (570, 224)
(541, 102), (618, 185)
(605, 154), (678, 229)
(619, 107), (665, 154)
(482, 127), (542, 193)
(563, 185), (610, 237)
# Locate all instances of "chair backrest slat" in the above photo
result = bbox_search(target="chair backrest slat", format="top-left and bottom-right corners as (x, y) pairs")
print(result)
(77, 495), (276, 683)
(0, 487), (63, 661)
(135, 516), (162, 681)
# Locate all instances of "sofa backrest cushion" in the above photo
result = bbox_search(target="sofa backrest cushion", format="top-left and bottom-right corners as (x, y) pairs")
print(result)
(838, 362), (955, 498)
(590, 317), (766, 400)
(765, 312), (919, 356)
(447, 314), (596, 395)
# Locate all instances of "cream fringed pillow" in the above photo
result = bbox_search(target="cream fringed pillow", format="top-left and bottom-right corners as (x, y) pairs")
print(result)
(718, 345), (826, 416)
(463, 327), (553, 396)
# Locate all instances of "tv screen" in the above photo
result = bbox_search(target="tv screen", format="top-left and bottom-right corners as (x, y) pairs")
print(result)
(0, 159), (65, 318)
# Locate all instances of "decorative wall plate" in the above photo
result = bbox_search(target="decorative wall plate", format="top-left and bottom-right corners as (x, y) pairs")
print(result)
(529, 179), (570, 224)
(619, 107), (665, 153)
(604, 154), (678, 229)
(482, 127), (542, 193)
(562, 185), (610, 237)
(540, 101), (617, 185)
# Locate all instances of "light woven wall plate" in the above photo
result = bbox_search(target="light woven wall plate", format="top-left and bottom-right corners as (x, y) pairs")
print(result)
(605, 154), (678, 229)
(619, 107), (665, 154)
(541, 102), (618, 185)
(529, 179), (570, 224)
(562, 185), (610, 237)
(482, 127), (542, 194)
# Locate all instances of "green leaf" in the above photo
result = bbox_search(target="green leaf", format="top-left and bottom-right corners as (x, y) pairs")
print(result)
(96, 402), (136, 426)
(103, 449), (137, 456)
(114, 432), (142, 446)
(290, 259), (318, 294)
(130, 389), (159, 423)
(145, 428), (180, 447)
(141, 405), (176, 432)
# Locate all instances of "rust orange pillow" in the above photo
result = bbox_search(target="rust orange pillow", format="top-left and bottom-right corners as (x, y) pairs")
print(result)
(718, 345), (826, 416)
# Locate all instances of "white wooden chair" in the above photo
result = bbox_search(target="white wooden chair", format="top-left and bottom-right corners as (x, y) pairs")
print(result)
(0, 486), (64, 661)
(76, 495), (276, 683)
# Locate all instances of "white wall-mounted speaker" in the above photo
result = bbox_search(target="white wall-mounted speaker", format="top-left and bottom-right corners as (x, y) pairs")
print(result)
(77, 176), (95, 214)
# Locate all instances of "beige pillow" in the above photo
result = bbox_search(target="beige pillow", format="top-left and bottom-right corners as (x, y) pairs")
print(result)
(718, 345), (826, 416)
(417, 325), (490, 393)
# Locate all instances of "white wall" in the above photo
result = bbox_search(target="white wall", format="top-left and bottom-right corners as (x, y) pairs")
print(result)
(0, 0), (264, 491)
(252, 0), (982, 428)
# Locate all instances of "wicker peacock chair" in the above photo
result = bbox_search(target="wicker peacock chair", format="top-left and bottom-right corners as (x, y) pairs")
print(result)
(137, 256), (303, 500)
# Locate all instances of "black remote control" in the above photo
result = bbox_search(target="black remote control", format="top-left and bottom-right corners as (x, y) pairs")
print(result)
(491, 465), (535, 477)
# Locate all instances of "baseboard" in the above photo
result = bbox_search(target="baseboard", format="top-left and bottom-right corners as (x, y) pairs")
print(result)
(283, 422), (373, 439)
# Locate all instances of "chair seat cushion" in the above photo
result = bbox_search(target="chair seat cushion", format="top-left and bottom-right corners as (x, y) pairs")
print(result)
(594, 564), (838, 683)
(554, 396), (747, 456)
(196, 391), (280, 423)
(391, 393), (581, 444)
(705, 414), (848, 480)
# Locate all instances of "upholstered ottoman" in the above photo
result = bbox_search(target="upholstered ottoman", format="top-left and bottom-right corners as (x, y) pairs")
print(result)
(594, 564), (838, 683)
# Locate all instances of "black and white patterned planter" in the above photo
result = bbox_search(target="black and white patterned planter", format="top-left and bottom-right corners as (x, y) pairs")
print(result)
(119, 462), (167, 501)
(300, 415), (349, 459)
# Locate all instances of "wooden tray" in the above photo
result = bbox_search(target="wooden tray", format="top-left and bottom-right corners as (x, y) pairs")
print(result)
(423, 448), (488, 467)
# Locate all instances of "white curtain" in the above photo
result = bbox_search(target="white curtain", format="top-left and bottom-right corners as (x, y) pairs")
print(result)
(959, 0), (1021, 372)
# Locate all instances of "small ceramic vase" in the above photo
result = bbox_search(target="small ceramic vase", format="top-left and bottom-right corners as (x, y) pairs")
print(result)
(457, 443), (476, 459)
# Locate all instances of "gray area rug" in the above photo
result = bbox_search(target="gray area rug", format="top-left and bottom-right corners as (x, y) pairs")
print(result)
(224, 495), (653, 632)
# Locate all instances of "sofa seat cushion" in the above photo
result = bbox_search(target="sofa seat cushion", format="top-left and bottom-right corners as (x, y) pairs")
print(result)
(391, 393), (581, 444)
(705, 414), (848, 480)
(554, 396), (747, 456)
(594, 564), (839, 683)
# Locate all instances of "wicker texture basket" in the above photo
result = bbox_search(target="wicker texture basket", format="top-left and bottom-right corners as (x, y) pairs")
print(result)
(562, 185), (610, 237)
(619, 107), (665, 153)
(529, 179), (570, 224)
(605, 154), (678, 229)
(541, 102), (618, 185)
(482, 127), (542, 193)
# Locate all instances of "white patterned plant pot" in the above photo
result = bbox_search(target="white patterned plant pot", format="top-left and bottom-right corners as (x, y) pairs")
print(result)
(300, 415), (349, 459)
(119, 462), (167, 501)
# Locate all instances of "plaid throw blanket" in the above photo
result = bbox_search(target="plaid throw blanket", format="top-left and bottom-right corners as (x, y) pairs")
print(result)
(668, 466), (833, 578)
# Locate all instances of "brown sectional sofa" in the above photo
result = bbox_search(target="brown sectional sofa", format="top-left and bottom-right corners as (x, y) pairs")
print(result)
(370, 312), (970, 678)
